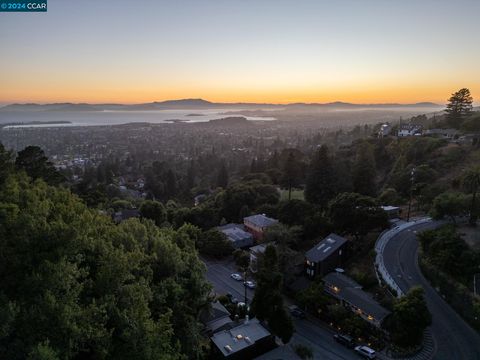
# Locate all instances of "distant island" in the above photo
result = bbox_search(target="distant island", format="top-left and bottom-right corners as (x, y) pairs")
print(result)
(1, 120), (72, 128)
(186, 113), (205, 117)
(0, 98), (443, 113)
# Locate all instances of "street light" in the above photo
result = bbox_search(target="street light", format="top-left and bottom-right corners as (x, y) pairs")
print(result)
(407, 167), (416, 222)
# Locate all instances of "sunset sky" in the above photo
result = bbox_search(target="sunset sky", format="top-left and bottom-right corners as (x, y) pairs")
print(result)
(1, 0), (479, 105)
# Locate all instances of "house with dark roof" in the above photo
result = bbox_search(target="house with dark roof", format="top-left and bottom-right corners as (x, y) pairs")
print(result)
(217, 224), (254, 249)
(305, 233), (348, 278)
(323, 272), (391, 328)
(210, 318), (276, 359)
(243, 214), (278, 241)
(200, 301), (233, 336)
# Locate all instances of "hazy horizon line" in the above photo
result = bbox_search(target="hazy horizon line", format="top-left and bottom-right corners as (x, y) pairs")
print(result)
(0, 98), (451, 107)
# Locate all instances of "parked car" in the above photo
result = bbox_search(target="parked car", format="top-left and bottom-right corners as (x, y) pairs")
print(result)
(244, 280), (256, 289)
(354, 345), (376, 359)
(288, 305), (305, 318)
(230, 297), (239, 305)
(333, 333), (355, 348)
(231, 273), (242, 281)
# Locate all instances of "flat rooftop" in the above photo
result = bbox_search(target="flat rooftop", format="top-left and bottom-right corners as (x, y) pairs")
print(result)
(210, 318), (271, 356)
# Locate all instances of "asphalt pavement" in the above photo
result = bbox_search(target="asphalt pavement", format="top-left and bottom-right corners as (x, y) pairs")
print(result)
(202, 256), (362, 360)
(382, 221), (480, 360)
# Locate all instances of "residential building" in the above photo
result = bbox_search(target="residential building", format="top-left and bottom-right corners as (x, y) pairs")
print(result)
(248, 242), (273, 272)
(243, 214), (278, 241)
(210, 318), (276, 359)
(323, 272), (391, 328)
(397, 124), (423, 137)
(200, 301), (232, 336)
(380, 205), (401, 219)
(378, 123), (391, 138)
(305, 233), (348, 278)
(217, 224), (254, 249)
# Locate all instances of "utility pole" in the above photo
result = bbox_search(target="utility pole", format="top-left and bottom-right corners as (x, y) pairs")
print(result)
(407, 167), (416, 222)
(244, 269), (247, 306)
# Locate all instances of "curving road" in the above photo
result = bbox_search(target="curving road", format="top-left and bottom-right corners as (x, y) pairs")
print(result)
(382, 221), (480, 360)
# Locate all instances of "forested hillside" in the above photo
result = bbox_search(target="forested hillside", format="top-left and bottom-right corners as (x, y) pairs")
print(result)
(0, 145), (210, 359)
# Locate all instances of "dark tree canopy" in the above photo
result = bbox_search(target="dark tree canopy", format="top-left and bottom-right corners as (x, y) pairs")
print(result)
(0, 169), (210, 359)
(15, 146), (63, 185)
(251, 245), (293, 344)
(216, 161), (229, 189)
(353, 141), (376, 197)
(305, 145), (337, 207)
(387, 287), (431, 348)
(445, 88), (473, 128)
(328, 192), (389, 238)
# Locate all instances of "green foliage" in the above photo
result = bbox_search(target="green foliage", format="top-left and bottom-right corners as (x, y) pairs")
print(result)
(431, 192), (469, 223)
(280, 150), (303, 200)
(353, 141), (377, 197)
(378, 188), (402, 205)
(418, 226), (479, 281)
(445, 88), (473, 128)
(388, 287), (431, 348)
(305, 145), (337, 207)
(198, 229), (233, 258)
(0, 144), (14, 186)
(328, 192), (389, 238)
(140, 200), (167, 226)
(27, 341), (60, 360)
(221, 180), (280, 222)
(216, 161), (229, 188)
(296, 282), (330, 314)
(461, 112), (480, 132)
(15, 146), (64, 185)
(251, 245), (293, 344)
(277, 199), (314, 226)
(463, 166), (480, 225)
(233, 249), (250, 271)
(292, 343), (314, 360)
(0, 172), (209, 359)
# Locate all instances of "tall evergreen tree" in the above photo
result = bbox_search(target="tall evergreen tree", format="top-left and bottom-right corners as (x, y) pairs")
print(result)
(445, 88), (473, 128)
(281, 151), (301, 200)
(15, 146), (63, 185)
(251, 245), (293, 344)
(463, 166), (480, 225)
(0, 143), (14, 185)
(216, 161), (229, 188)
(305, 145), (336, 207)
(353, 142), (377, 197)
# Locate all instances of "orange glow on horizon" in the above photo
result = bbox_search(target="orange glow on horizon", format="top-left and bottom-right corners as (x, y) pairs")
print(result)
(2, 85), (478, 105)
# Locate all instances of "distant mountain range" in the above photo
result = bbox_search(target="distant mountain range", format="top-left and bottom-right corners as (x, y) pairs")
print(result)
(0, 98), (444, 112)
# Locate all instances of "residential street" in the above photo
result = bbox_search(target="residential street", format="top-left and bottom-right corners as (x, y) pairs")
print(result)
(203, 257), (361, 360)
(382, 221), (480, 360)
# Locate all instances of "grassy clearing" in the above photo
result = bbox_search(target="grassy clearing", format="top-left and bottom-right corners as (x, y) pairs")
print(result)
(280, 188), (305, 201)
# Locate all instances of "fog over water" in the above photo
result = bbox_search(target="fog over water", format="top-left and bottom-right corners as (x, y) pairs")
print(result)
(0, 109), (276, 127)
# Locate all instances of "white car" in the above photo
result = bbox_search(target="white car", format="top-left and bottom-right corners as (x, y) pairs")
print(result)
(354, 345), (376, 359)
(244, 280), (256, 289)
(230, 273), (242, 281)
